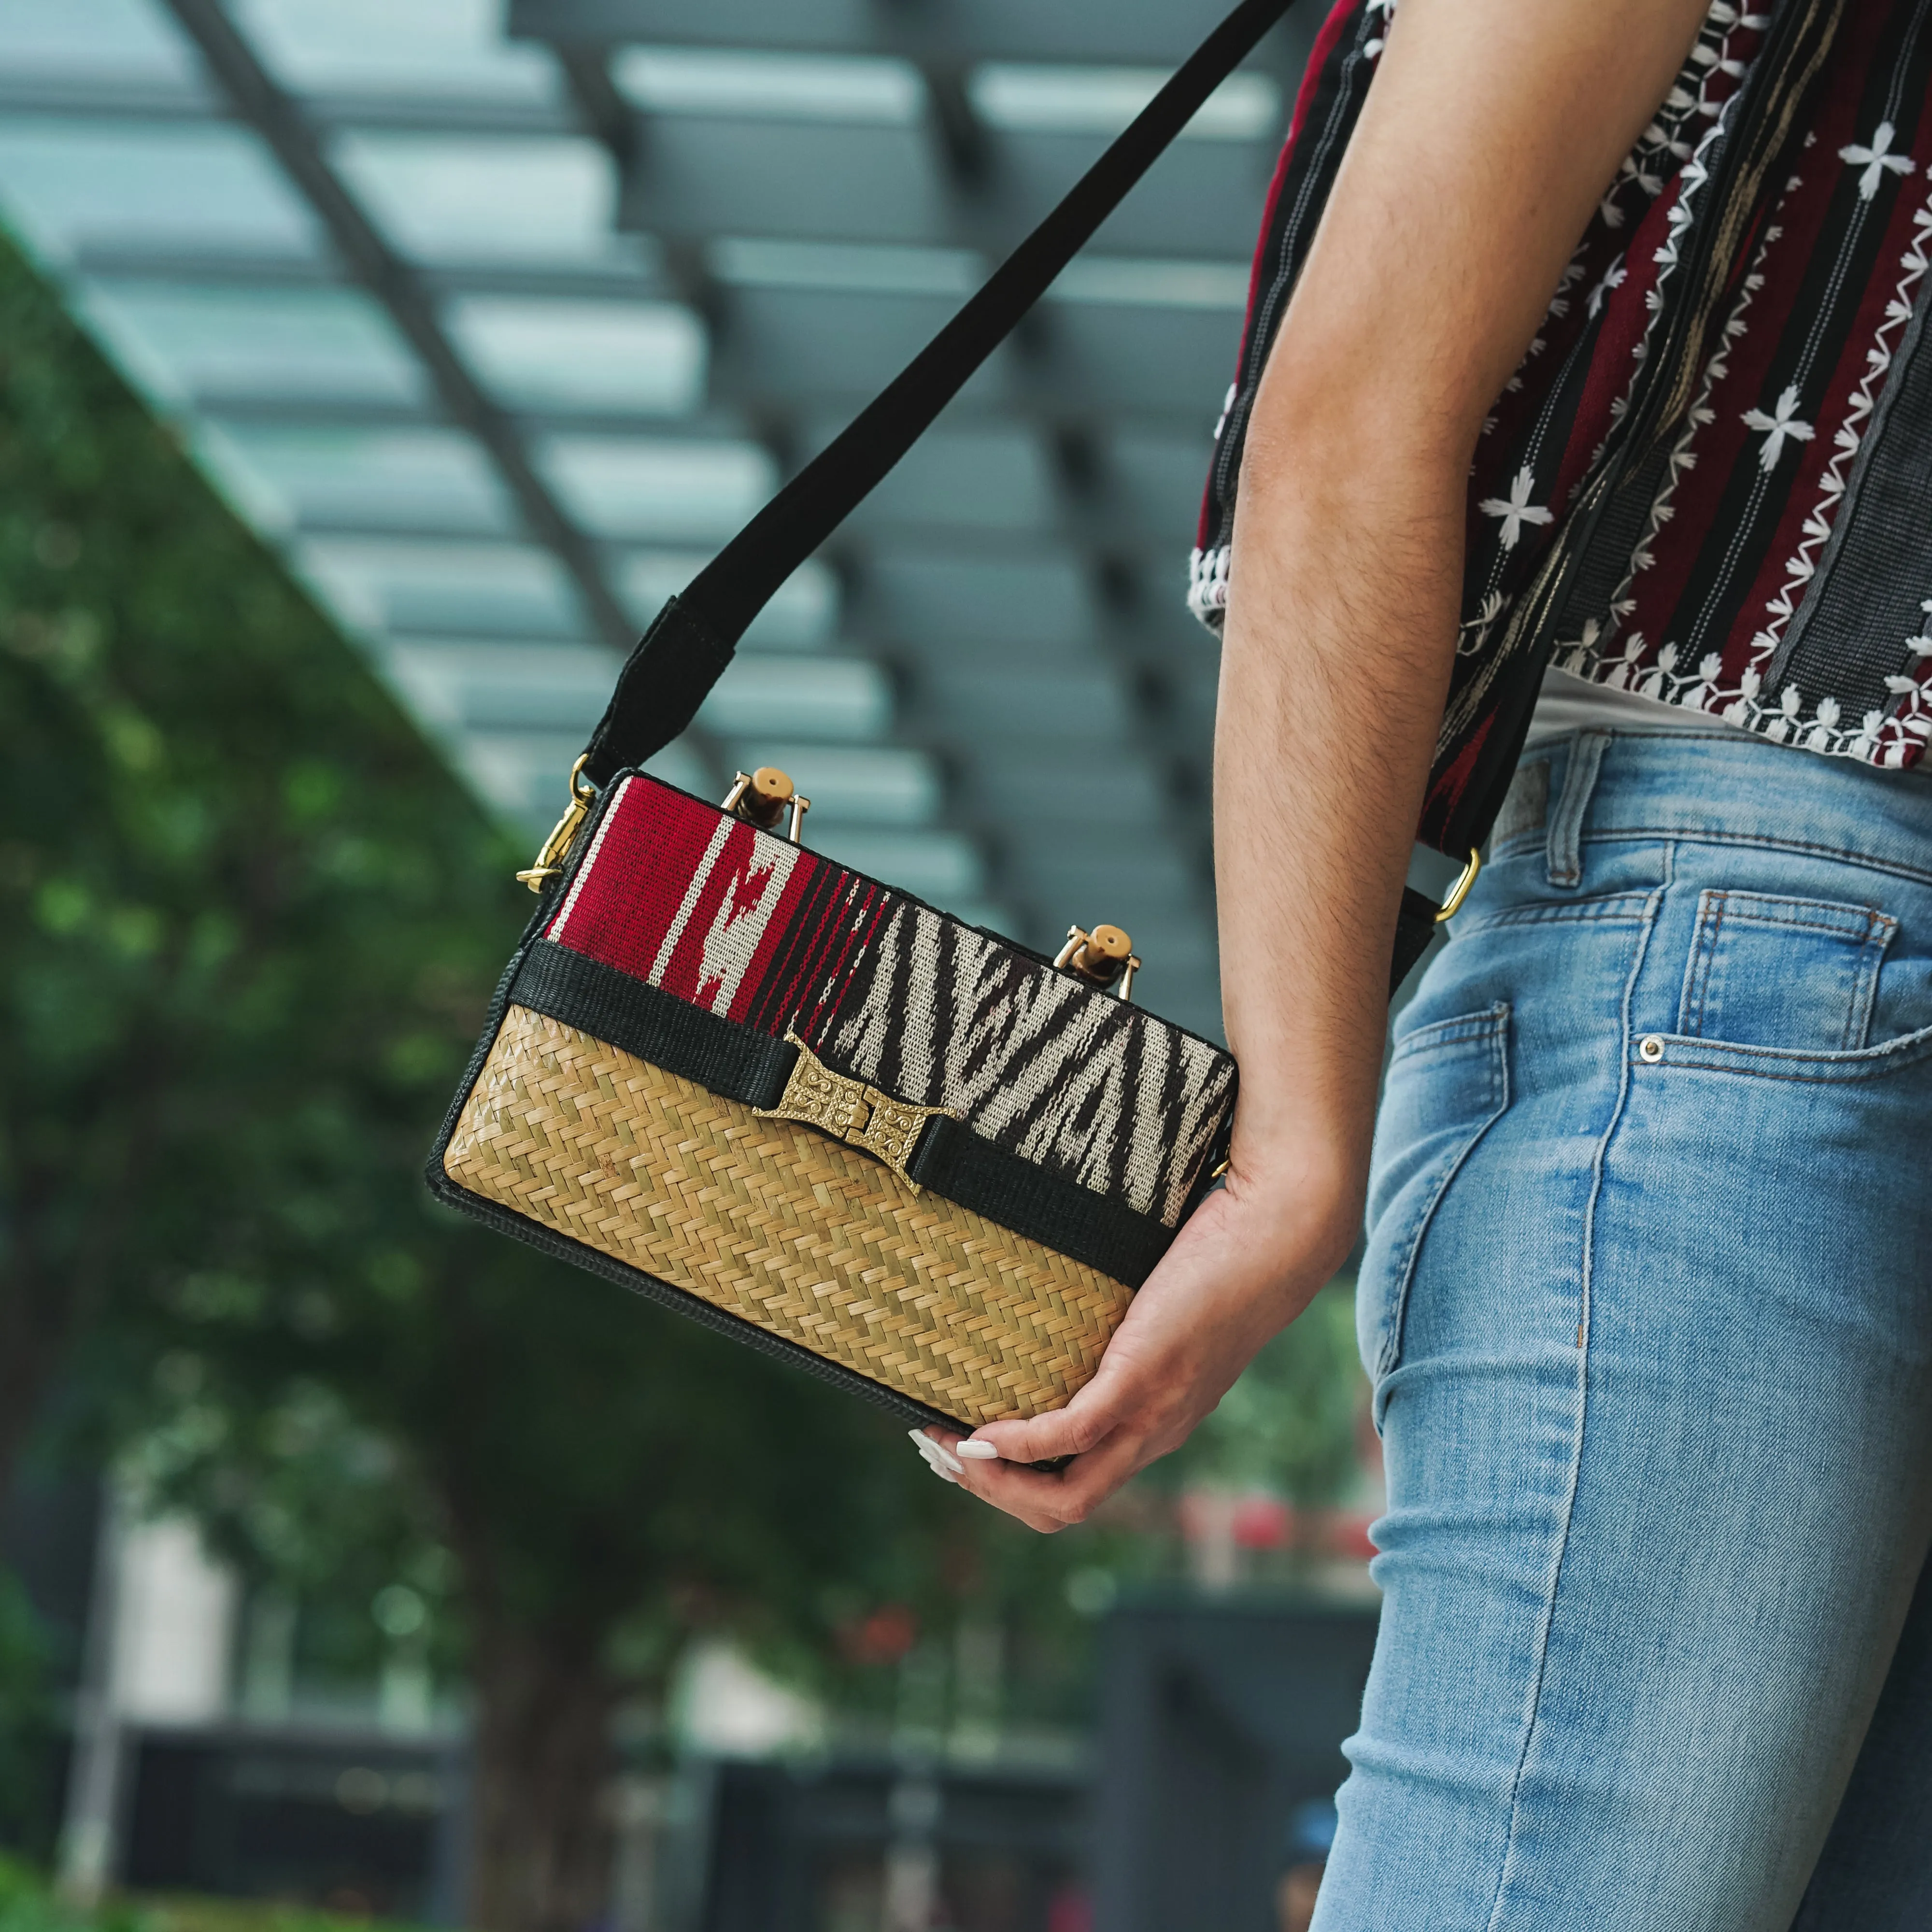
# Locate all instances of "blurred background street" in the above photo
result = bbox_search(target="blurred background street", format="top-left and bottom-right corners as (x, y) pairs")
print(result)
(0, 3), (1384, 1929)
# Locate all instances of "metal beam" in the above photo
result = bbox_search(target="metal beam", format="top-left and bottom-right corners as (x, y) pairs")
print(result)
(550, 41), (640, 171)
(509, 0), (1304, 68)
(158, 0), (640, 657)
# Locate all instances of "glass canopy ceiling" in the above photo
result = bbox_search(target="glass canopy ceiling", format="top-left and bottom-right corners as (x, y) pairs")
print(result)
(0, 0), (1317, 1042)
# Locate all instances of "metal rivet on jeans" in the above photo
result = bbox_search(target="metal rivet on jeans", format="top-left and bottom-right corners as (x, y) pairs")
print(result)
(1638, 1035), (1666, 1064)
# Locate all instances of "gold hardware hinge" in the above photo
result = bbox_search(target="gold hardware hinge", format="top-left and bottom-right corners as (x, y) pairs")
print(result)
(722, 767), (810, 845)
(755, 1034), (956, 1189)
(1055, 922), (1141, 1001)
(516, 754), (598, 893)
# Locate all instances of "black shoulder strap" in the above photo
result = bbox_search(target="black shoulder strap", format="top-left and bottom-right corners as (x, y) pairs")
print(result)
(579, 0), (1301, 790)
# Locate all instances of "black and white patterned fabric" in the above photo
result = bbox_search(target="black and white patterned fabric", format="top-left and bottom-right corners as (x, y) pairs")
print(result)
(815, 901), (1236, 1229)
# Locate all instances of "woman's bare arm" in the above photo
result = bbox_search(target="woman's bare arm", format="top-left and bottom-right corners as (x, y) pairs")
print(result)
(937, 0), (1713, 1530)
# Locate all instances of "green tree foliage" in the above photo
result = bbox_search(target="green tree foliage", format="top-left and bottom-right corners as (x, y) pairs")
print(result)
(0, 1856), (397, 1932)
(0, 219), (1372, 1921)
(0, 233), (1071, 1927)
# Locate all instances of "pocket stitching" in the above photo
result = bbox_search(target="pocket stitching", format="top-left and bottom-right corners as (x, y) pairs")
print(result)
(1372, 1004), (1512, 1385)
(1844, 921), (1893, 1051)
(1691, 891), (1897, 939)
(1633, 1014), (1932, 1083)
(1676, 889), (1899, 1050)
(1389, 1004), (1509, 1064)
(1457, 892), (1653, 933)
(1679, 891), (1723, 1039)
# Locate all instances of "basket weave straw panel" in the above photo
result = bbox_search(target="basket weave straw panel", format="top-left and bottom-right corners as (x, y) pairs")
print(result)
(443, 1006), (1133, 1425)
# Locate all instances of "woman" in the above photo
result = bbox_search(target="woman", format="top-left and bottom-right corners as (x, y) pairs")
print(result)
(921, 0), (1932, 1924)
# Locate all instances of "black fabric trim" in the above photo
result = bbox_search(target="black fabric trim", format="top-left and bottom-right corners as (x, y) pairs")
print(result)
(581, 595), (734, 792)
(907, 1117), (1170, 1290)
(511, 939), (797, 1110)
(500, 937), (1175, 1287)
(1391, 887), (1443, 996)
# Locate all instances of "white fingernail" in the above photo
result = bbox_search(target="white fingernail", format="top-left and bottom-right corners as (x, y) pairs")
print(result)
(956, 1440), (999, 1461)
(907, 1436), (959, 1484)
(927, 1439), (965, 1476)
(908, 1430), (957, 1475)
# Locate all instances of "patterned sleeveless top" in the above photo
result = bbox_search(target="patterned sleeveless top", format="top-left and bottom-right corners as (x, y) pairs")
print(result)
(1192, 0), (1932, 850)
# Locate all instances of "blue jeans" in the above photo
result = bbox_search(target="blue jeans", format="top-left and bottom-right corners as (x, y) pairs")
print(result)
(1317, 729), (1932, 1932)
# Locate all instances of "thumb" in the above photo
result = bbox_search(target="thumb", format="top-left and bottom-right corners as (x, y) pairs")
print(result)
(964, 1380), (1123, 1466)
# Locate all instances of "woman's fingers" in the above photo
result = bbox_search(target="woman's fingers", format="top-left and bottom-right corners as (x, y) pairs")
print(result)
(953, 1423), (1151, 1529)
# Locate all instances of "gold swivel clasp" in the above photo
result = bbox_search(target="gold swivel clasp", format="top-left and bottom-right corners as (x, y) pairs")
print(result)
(1055, 922), (1141, 1001)
(722, 767), (810, 846)
(516, 754), (598, 893)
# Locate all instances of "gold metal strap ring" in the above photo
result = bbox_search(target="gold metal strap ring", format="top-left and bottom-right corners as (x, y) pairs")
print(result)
(1434, 847), (1482, 923)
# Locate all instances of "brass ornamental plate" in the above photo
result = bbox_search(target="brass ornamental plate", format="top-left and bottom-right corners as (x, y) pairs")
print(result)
(755, 1034), (957, 1189)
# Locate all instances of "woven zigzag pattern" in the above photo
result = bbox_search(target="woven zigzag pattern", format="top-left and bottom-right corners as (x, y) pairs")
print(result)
(822, 899), (1234, 1226)
(443, 1006), (1133, 1427)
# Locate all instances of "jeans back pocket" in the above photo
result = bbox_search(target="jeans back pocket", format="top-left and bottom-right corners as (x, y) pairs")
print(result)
(1360, 1003), (1511, 1391)
(1676, 891), (1896, 1053)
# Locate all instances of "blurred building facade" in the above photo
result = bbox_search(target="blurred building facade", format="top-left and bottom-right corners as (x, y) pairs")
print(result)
(4, 1479), (1375, 1932)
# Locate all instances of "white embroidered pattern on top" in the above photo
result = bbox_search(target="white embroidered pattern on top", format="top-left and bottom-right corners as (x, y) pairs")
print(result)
(1884, 602), (1932, 760)
(1553, 211), (1775, 676)
(1602, 1), (1760, 228)
(1715, 181), (1932, 755)
(1363, 0), (1395, 62)
(1742, 384), (1817, 469)
(1841, 120), (1917, 200)
(1477, 466), (1555, 550)
(1187, 543), (1230, 623)
(1565, 170), (1932, 770)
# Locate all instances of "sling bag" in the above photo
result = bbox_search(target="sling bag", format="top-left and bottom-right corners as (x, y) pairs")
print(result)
(428, 0), (1821, 1438)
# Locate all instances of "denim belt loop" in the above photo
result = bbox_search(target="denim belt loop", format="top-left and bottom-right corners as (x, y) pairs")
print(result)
(1547, 731), (1610, 889)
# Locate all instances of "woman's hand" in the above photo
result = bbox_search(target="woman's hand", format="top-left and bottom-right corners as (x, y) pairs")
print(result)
(919, 1148), (1359, 1532)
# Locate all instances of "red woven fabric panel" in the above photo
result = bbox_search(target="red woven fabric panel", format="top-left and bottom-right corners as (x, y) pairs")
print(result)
(547, 776), (820, 1025)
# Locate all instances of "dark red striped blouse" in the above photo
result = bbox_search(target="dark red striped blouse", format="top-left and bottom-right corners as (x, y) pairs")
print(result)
(1194, 0), (1932, 778)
